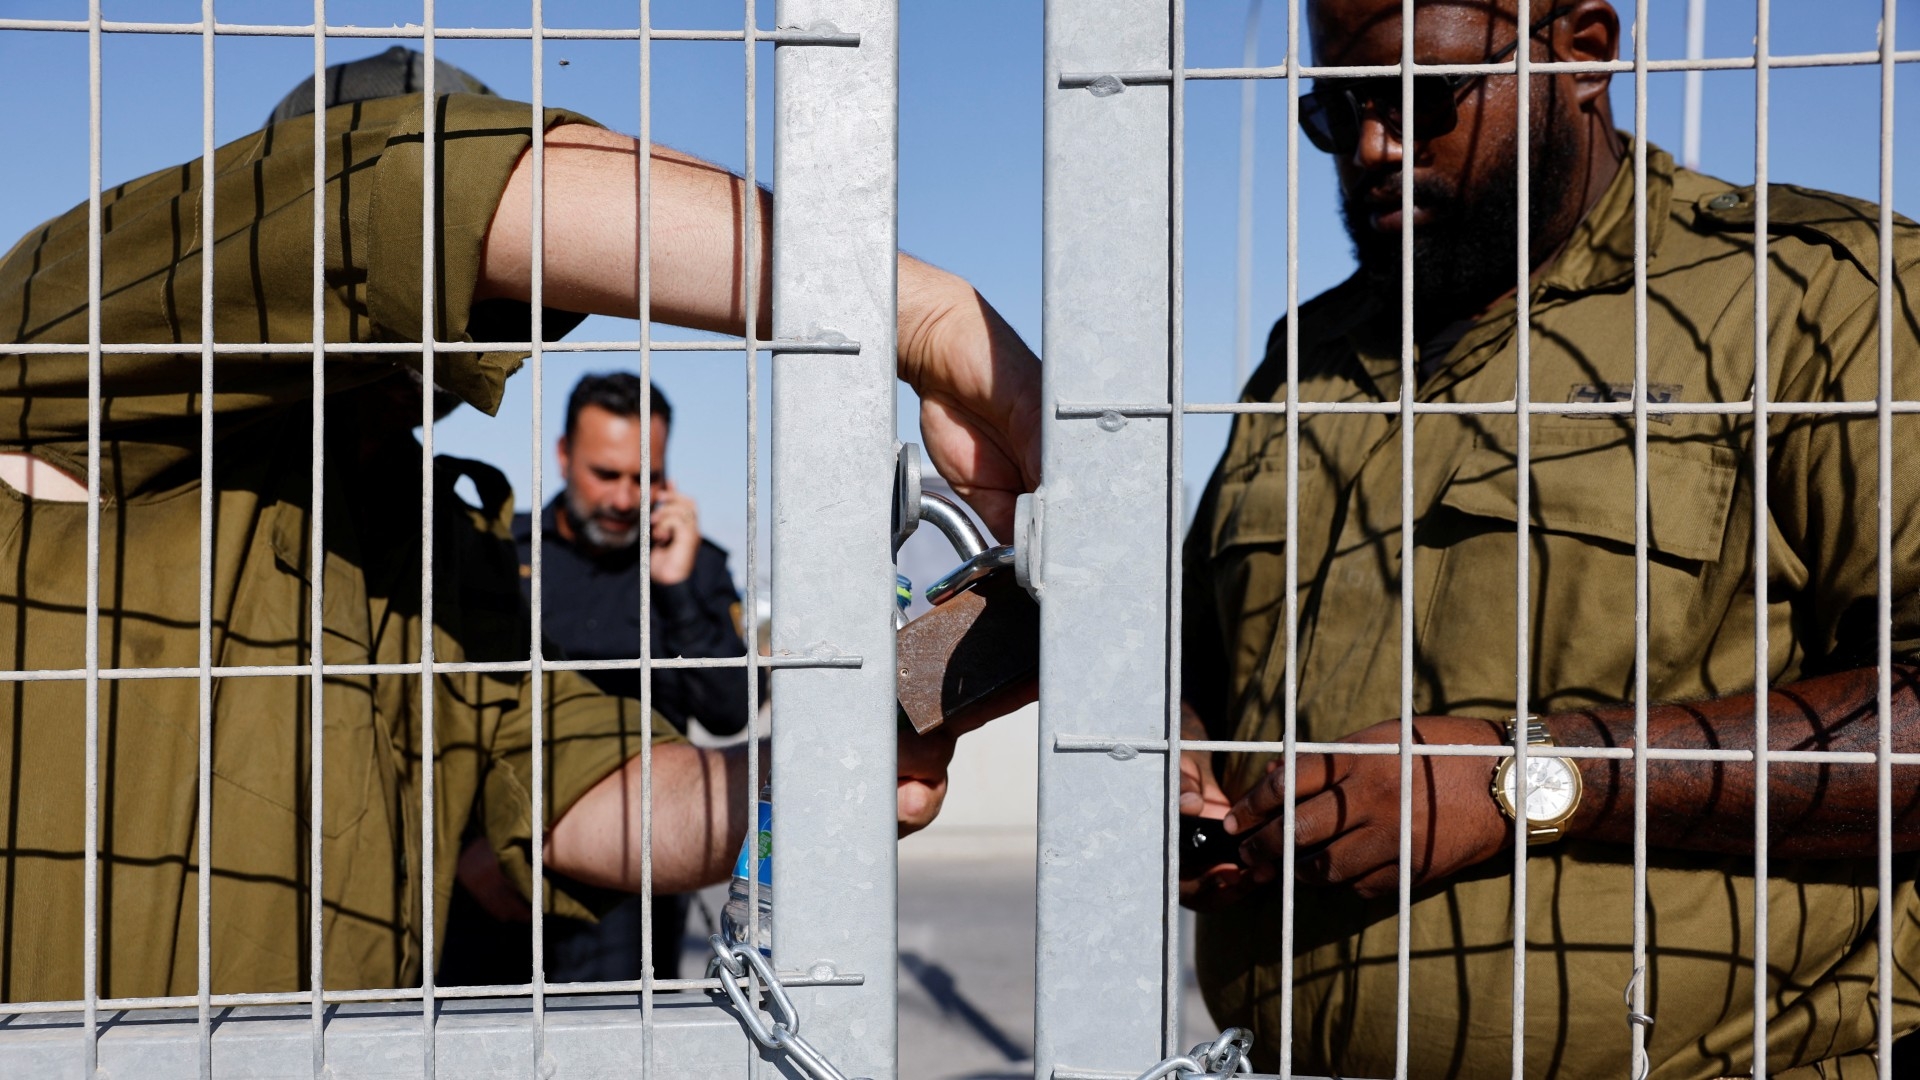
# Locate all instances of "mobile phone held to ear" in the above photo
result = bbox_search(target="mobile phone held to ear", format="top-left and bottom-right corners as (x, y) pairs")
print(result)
(1180, 814), (1246, 880)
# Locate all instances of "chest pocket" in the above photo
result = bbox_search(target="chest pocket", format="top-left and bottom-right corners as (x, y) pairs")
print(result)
(1439, 436), (1737, 562)
(1208, 464), (1320, 715)
(1422, 432), (1740, 708)
(1211, 469), (1291, 554)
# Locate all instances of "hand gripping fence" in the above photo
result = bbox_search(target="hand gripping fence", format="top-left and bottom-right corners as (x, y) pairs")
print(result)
(705, 937), (869, 1080)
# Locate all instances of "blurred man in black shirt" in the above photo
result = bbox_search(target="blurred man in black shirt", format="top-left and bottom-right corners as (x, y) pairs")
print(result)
(520, 374), (749, 736)
(442, 374), (749, 985)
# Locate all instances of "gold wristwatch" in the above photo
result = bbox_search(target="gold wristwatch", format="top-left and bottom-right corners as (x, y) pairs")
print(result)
(1490, 716), (1582, 845)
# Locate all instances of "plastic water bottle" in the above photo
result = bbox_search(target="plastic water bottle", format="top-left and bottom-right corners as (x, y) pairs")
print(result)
(721, 787), (773, 956)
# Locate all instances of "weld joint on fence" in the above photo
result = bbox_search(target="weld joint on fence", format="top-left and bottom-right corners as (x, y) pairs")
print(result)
(0, 970), (865, 1017)
(1052, 1060), (1305, 1068)
(762, 27), (860, 47)
(1057, 50), (1920, 89)
(1056, 734), (1906, 767)
(0, 652), (859, 683)
(17, 337), (860, 355)
(0, 19), (859, 47)
(1056, 403), (1174, 419)
(768, 336), (862, 354)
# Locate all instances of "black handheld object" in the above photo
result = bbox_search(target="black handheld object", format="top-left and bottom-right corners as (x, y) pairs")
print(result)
(1179, 814), (1246, 879)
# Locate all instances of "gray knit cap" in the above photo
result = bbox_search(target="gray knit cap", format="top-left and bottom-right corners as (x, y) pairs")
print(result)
(264, 45), (495, 128)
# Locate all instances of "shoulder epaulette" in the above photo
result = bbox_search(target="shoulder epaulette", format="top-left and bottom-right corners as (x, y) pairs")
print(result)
(1692, 183), (1920, 282)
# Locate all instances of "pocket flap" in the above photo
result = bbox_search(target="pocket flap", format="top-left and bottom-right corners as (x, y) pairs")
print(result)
(1210, 469), (1291, 554)
(1440, 441), (1737, 562)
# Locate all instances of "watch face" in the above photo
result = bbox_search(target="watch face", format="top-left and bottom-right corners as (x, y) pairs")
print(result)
(1502, 756), (1579, 823)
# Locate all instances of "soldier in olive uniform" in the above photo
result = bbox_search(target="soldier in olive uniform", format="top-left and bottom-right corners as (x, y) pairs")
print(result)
(1179, 1), (1920, 1076)
(0, 55), (1039, 1001)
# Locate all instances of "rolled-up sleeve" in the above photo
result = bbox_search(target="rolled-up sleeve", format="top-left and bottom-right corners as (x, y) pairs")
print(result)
(480, 668), (683, 921)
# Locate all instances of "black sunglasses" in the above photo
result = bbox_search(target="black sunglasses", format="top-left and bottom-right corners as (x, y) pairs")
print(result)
(1299, 5), (1575, 156)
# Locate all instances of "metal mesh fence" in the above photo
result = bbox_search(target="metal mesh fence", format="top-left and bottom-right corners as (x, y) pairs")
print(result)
(3, 2), (1918, 1079)
(0, 2), (897, 1077)
(1039, 2), (1915, 1078)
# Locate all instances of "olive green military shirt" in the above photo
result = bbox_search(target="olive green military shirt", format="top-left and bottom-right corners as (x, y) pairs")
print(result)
(0, 93), (677, 1003)
(1185, 145), (1920, 1080)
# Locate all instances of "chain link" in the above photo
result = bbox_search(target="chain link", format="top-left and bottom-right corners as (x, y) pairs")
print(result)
(1127, 1028), (1255, 1080)
(706, 935), (871, 1080)
(706, 928), (1248, 1080)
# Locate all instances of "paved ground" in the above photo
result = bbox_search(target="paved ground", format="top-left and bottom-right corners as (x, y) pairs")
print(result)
(896, 854), (1040, 1080)
(683, 850), (1212, 1080)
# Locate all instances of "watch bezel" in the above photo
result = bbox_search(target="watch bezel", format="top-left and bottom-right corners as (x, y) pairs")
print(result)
(1491, 753), (1583, 840)
(1490, 716), (1584, 845)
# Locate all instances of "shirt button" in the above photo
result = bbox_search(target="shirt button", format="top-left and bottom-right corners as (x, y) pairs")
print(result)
(1708, 193), (1741, 211)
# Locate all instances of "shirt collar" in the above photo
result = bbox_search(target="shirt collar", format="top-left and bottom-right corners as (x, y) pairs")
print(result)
(1536, 138), (1674, 297)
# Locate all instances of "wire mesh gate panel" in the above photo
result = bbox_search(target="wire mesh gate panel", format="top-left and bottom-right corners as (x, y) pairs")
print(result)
(0, 2), (901, 1077)
(1037, 1), (1913, 1079)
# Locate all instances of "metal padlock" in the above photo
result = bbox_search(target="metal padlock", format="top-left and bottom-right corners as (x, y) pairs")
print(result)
(892, 445), (1040, 736)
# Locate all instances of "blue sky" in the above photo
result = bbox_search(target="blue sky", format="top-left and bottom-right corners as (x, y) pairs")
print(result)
(2, 1), (1917, 579)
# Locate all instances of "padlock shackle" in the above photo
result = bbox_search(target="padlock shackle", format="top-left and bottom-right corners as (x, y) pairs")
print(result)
(924, 544), (1015, 607)
(916, 491), (987, 562)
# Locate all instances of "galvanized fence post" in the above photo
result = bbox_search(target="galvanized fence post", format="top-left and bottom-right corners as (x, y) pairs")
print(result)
(771, 1), (902, 1079)
(1036, 2), (1177, 1076)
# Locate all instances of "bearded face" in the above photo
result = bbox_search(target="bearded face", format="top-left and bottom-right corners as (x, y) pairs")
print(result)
(1338, 85), (1581, 332)
(563, 482), (643, 552)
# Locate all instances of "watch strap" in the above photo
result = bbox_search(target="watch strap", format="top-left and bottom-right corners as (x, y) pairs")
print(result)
(1508, 715), (1550, 747)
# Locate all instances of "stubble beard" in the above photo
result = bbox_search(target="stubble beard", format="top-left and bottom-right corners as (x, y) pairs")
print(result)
(563, 487), (642, 555)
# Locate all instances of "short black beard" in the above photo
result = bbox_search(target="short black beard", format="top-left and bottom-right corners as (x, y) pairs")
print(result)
(1341, 117), (1580, 341)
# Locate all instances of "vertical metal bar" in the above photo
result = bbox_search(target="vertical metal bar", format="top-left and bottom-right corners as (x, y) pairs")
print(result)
(196, 4), (218, 1078)
(1232, 0), (1261, 391)
(307, 4), (329, 1075)
(741, 5), (764, 1076)
(418, 5), (440, 1075)
(527, 4), (549, 1072)
(635, 2), (658, 1076)
(1037, 0), (1171, 1073)
(1509, 7), (1534, 1076)
(1629, 0), (1653, 1076)
(1683, 0), (1707, 170)
(1394, 0), (1415, 1074)
(771, 0), (901, 1075)
(1164, 0), (1188, 1060)
(82, 2), (103, 1074)
(1874, 3), (1897, 1078)
(1277, 3), (1302, 1075)
(1750, 2), (1773, 1076)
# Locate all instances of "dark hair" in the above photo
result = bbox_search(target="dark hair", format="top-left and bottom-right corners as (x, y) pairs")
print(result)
(564, 372), (672, 439)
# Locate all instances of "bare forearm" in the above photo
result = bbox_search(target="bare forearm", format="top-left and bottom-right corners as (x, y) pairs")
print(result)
(1554, 663), (1920, 857)
(477, 127), (983, 368)
(478, 124), (1041, 535)
(545, 740), (767, 894)
(477, 126), (772, 337)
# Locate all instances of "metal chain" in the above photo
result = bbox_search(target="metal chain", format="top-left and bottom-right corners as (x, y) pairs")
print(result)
(707, 930), (1247, 1080)
(1128, 1028), (1255, 1080)
(706, 935), (871, 1080)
